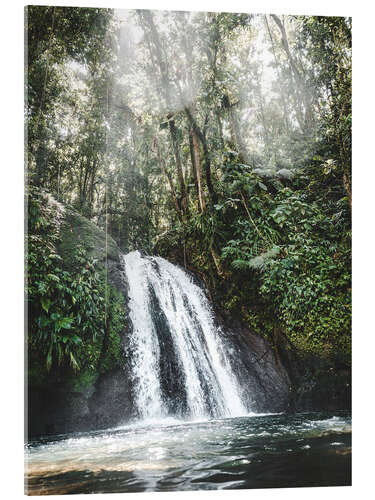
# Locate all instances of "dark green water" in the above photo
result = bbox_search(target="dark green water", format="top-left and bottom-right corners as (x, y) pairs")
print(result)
(25, 412), (351, 494)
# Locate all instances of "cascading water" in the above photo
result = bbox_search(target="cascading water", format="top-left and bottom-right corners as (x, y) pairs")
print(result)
(122, 250), (249, 421)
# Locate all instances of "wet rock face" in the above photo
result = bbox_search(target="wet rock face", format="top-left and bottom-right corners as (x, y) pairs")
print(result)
(295, 380), (351, 412)
(27, 375), (133, 438)
(27, 386), (92, 437)
(88, 370), (134, 429)
(148, 284), (189, 416)
(219, 319), (291, 413)
(219, 317), (351, 415)
(290, 363), (351, 413)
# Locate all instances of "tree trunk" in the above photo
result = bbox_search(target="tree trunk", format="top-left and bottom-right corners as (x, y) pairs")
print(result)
(222, 94), (248, 163)
(140, 11), (188, 213)
(210, 247), (226, 278)
(184, 106), (217, 205)
(168, 117), (188, 213)
(271, 14), (313, 132)
(188, 129), (199, 198)
(264, 15), (290, 133)
(343, 172), (352, 211)
(154, 138), (182, 219)
(190, 129), (206, 213)
(215, 110), (225, 149)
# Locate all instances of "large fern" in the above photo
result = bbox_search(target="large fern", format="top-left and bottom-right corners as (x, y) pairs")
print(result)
(232, 245), (280, 271)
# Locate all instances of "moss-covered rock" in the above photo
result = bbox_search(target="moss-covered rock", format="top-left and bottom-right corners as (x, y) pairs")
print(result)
(58, 207), (120, 267)
(27, 192), (131, 438)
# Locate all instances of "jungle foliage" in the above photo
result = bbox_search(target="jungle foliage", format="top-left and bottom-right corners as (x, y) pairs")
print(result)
(27, 186), (126, 386)
(26, 7), (351, 377)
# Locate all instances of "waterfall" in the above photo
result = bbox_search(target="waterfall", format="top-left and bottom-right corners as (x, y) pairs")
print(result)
(122, 251), (248, 421)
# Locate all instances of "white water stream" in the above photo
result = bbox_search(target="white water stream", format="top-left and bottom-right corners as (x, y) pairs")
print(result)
(122, 251), (248, 420)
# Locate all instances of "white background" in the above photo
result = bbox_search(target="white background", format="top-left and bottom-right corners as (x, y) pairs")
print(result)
(1, 0), (373, 499)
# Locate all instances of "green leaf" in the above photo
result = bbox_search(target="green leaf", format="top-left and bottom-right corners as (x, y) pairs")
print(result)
(47, 273), (60, 283)
(46, 344), (53, 371)
(41, 297), (51, 313)
(60, 317), (73, 329)
(70, 352), (80, 371)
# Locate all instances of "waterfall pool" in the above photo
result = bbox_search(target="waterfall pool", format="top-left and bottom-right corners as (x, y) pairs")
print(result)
(25, 253), (351, 494)
(25, 411), (351, 494)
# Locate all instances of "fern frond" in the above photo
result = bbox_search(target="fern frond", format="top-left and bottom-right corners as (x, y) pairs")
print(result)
(248, 245), (280, 270)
